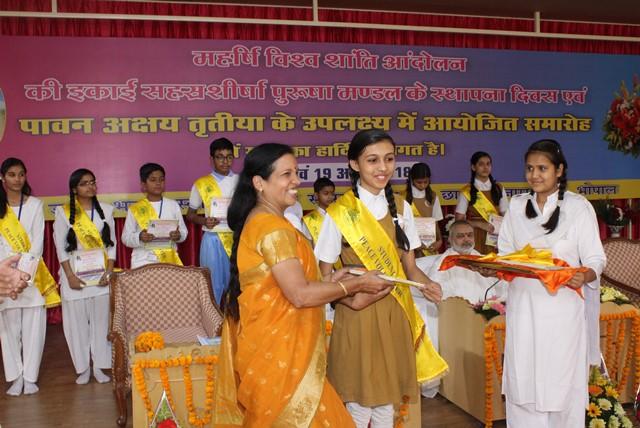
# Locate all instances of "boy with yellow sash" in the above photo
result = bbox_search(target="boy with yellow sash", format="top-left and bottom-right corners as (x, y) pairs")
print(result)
(186, 138), (238, 306)
(122, 163), (187, 268)
(302, 177), (336, 245)
(455, 151), (508, 255)
(0, 157), (59, 396)
(315, 130), (447, 428)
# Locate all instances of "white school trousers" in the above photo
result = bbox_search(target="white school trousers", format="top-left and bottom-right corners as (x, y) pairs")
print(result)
(0, 306), (46, 382)
(506, 399), (585, 428)
(61, 294), (111, 373)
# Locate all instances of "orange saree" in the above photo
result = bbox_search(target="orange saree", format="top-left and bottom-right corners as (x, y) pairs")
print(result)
(216, 213), (354, 428)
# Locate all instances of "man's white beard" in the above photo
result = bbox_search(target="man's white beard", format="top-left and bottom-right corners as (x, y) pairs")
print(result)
(452, 243), (474, 255)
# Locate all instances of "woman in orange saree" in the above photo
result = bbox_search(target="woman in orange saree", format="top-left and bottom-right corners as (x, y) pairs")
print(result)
(216, 143), (392, 428)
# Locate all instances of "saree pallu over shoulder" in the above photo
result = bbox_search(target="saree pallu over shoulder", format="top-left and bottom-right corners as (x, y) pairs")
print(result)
(219, 213), (353, 427)
(194, 175), (233, 257)
(0, 205), (60, 307)
(327, 191), (448, 384)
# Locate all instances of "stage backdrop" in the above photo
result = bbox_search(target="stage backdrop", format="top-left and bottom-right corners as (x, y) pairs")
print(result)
(1, 36), (639, 218)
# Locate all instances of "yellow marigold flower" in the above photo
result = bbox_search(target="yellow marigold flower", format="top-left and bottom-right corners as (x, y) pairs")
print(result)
(605, 385), (619, 399)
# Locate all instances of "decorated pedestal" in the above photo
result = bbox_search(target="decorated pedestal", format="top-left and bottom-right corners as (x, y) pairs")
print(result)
(438, 298), (640, 428)
(131, 343), (219, 428)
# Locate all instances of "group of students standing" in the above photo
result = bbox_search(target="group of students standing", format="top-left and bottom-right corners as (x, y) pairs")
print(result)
(0, 130), (604, 428)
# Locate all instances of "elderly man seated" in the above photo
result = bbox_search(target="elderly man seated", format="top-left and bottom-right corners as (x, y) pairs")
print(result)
(428, 220), (507, 303)
(414, 220), (507, 397)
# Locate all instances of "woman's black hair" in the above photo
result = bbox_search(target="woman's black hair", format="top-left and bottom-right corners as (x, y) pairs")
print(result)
(524, 139), (568, 234)
(65, 168), (114, 252)
(224, 143), (294, 321)
(468, 151), (502, 207)
(0, 158), (32, 219)
(405, 162), (434, 205)
(348, 129), (410, 252)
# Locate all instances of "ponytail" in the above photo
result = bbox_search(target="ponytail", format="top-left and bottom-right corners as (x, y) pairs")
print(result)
(488, 174), (502, 206)
(65, 190), (78, 252)
(384, 183), (410, 251)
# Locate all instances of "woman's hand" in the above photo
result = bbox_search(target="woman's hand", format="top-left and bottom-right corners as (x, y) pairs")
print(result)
(349, 287), (393, 310)
(419, 280), (443, 303)
(139, 229), (155, 243)
(0, 255), (29, 301)
(327, 267), (354, 283)
(564, 271), (587, 290)
(68, 273), (87, 290)
(469, 265), (498, 278)
(97, 270), (112, 287)
(353, 270), (394, 294)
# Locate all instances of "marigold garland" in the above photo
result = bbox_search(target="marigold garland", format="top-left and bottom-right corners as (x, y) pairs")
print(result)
(135, 331), (165, 353)
(394, 395), (411, 428)
(483, 322), (505, 428)
(132, 354), (219, 427)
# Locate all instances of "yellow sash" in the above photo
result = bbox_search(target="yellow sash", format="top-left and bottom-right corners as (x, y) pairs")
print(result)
(194, 175), (233, 257)
(327, 191), (448, 383)
(0, 204), (61, 308)
(410, 202), (421, 218)
(129, 198), (183, 266)
(460, 184), (498, 222)
(302, 208), (343, 270)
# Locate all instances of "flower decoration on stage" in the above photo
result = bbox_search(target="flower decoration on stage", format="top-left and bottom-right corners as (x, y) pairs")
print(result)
(592, 200), (631, 227)
(601, 286), (631, 306)
(587, 366), (633, 428)
(472, 298), (506, 321)
(135, 331), (165, 353)
(604, 75), (640, 158)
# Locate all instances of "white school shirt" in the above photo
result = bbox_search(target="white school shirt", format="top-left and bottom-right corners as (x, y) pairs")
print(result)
(0, 196), (46, 309)
(284, 201), (312, 240)
(455, 178), (509, 215)
(315, 184), (421, 265)
(410, 185), (444, 221)
(121, 197), (188, 268)
(427, 247), (507, 303)
(497, 190), (605, 411)
(53, 203), (117, 301)
(189, 171), (238, 233)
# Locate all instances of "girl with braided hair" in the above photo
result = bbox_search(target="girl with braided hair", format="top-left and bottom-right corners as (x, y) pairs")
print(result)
(455, 151), (508, 254)
(315, 129), (447, 428)
(53, 168), (116, 385)
(496, 139), (605, 427)
(403, 162), (443, 255)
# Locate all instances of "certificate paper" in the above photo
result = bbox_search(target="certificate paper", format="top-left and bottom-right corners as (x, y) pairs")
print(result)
(414, 217), (437, 246)
(17, 253), (39, 285)
(210, 197), (231, 232)
(73, 249), (106, 286)
(147, 219), (178, 249)
(485, 214), (503, 247)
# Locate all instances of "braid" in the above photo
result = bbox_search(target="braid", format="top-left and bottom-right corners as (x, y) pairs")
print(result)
(349, 168), (360, 198)
(405, 177), (413, 204)
(541, 172), (566, 234)
(0, 182), (7, 219)
(92, 196), (114, 248)
(425, 184), (434, 205)
(224, 225), (243, 321)
(469, 170), (478, 205)
(384, 183), (410, 251)
(65, 190), (78, 252)
(525, 190), (537, 219)
(488, 174), (502, 206)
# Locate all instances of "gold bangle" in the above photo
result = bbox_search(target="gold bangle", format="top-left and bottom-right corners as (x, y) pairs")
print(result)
(337, 281), (349, 297)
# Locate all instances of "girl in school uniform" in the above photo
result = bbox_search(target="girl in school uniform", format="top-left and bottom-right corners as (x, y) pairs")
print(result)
(455, 151), (509, 254)
(498, 139), (605, 427)
(53, 168), (116, 385)
(404, 162), (443, 255)
(0, 158), (59, 396)
(314, 129), (447, 428)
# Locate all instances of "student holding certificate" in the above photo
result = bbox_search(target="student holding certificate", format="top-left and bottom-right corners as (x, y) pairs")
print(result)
(53, 168), (116, 385)
(314, 129), (447, 428)
(302, 177), (336, 245)
(455, 151), (508, 254)
(403, 162), (443, 256)
(497, 140), (605, 427)
(186, 138), (238, 306)
(121, 163), (187, 268)
(0, 158), (60, 396)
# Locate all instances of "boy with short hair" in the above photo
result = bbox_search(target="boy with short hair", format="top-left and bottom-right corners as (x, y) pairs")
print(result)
(186, 137), (238, 306)
(121, 163), (188, 268)
(302, 177), (336, 245)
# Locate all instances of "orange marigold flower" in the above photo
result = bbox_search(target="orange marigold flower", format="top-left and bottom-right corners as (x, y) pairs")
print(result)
(589, 385), (603, 396)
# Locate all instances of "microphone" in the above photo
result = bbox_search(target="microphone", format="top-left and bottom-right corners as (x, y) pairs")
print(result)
(483, 278), (502, 302)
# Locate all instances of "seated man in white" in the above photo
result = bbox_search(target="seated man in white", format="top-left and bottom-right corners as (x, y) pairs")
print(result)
(428, 220), (507, 303)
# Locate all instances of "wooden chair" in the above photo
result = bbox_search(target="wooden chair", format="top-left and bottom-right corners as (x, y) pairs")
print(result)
(601, 238), (640, 306)
(108, 263), (223, 427)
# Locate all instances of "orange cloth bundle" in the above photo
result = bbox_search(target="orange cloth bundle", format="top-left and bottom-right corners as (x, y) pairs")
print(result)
(439, 245), (588, 297)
